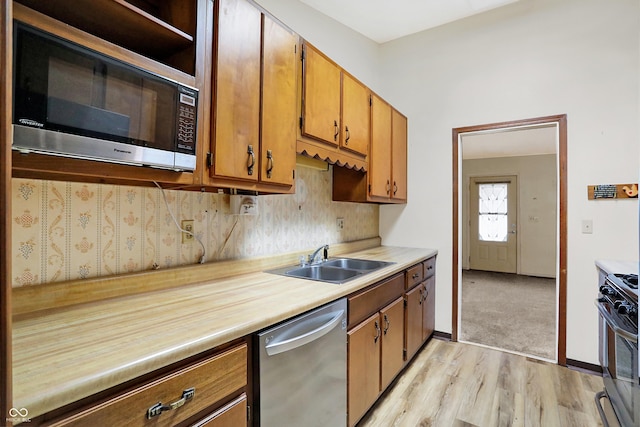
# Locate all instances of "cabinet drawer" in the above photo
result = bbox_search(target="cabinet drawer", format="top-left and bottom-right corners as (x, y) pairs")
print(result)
(423, 257), (436, 279)
(51, 344), (247, 427)
(348, 273), (404, 329)
(405, 264), (423, 289)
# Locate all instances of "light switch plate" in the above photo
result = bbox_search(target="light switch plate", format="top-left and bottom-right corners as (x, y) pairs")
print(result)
(581, 219), (593, 234)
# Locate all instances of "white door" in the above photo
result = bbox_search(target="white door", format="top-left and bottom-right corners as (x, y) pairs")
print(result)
(469, 176), (517, 273)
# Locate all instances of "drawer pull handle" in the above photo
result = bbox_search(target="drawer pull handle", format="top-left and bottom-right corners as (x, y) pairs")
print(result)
(412, 273), (419, 279)
(147, 388), (195, 419)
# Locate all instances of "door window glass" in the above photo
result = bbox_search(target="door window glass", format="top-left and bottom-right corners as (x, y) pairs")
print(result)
(478, 183), (508, 242)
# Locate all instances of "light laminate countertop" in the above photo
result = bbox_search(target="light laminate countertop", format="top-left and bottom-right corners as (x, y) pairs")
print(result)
(13, 245), (437, 419)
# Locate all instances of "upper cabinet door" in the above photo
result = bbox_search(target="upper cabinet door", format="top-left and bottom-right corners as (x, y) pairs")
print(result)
(261, 15), (298, 186)
(212, 0), (261, 181)
(391, 109), (407, 201)
(301, 44), (341, 146)
(341, 74), (370, 156)
(369, 94), (392, 199)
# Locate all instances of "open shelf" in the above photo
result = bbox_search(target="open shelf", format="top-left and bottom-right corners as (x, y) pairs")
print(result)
(16, 0), (196, 74)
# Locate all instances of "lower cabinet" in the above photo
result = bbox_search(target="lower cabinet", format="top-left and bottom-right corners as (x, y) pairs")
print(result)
(405, 276), (436, 360)
(191, 394), (247, 427)
(348, 297), (404, 427)
(348, 313), (381, 427)
(46, 343), (248, 427)
(347, 257), (437, 426)
(422, 276), (436, 342)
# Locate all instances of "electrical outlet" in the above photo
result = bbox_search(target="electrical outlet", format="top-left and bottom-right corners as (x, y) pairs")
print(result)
(581, 219), (593, 234)
(181, 220), (194, 243)
(336, 217), (344, 231)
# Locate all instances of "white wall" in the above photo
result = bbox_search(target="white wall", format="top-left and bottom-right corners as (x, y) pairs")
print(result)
(462, 155), (557, 278)
(378, 0), (639, 364)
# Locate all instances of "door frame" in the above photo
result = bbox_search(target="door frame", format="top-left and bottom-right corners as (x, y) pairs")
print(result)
(452, 114), (567, 365)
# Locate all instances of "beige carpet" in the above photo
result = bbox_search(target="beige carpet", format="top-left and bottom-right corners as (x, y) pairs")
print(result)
(460, 270), (556, 360)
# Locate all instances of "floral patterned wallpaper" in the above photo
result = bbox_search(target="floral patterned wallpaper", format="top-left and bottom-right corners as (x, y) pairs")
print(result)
(11, 165), (379, 287)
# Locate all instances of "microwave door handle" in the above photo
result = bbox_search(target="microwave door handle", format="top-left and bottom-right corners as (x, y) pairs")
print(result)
(595, 300), (638, 342)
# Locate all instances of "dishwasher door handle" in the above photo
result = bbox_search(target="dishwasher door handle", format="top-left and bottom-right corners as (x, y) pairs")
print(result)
(265, 310), (345, 356)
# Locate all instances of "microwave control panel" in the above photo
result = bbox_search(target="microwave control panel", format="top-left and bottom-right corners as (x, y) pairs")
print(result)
(176, 88), (198, 153)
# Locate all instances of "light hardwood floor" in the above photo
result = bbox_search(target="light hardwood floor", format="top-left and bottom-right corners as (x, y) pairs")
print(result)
(359, 339), (604, 427)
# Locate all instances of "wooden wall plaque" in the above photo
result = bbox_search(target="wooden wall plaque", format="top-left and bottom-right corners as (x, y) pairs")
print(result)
(588, 184), (638, 199)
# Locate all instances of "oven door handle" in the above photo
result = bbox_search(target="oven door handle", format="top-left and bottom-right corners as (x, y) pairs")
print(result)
(595, 300), (638, 342)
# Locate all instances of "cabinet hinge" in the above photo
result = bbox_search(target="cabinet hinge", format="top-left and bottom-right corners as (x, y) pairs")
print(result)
(301, 45), (305, 61)
(247, 405), (251, 422)
(299, 116), (304, 129)
(403, 297), (407, 307)
(206, 152), (213, 168)
(403, 348), (407, 358)
(293, 169), (296, 180)
(369, 94), (372, 106)
(368, 184), (371, 193)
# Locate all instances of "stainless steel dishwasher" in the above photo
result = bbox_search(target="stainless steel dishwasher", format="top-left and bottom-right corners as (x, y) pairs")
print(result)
(255, 298), (347, 427)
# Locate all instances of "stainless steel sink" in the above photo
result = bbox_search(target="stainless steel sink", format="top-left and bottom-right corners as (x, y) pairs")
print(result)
(323, 258), (391, 271)
(266, 258), (395, 284)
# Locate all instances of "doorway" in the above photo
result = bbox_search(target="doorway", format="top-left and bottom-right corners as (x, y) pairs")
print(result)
(452, 115), (567, 365)
(469, 176), (518, 273)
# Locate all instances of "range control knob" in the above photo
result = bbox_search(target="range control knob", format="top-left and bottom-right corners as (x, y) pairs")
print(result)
(599, 285), (615, 296)
(617, 302), (635, 315)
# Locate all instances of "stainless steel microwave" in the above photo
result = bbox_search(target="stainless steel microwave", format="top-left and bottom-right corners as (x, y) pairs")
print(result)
(12, 22), (198, 171)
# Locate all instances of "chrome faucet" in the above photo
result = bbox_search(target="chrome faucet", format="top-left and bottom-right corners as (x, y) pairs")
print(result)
(308, 244), (329, 265)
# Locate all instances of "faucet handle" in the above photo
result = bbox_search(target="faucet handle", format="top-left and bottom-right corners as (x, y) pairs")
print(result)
(323, 245), (329, 261)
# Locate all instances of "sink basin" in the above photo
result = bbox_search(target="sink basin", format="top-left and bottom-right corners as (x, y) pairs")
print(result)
(323, 258), (392, 271)
(266, 257), (395, 284)
(285, 265), (362, 282)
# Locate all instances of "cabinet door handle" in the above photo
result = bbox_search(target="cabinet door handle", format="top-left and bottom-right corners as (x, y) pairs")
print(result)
(334, 120), (339, 141)
(147, 388), (195, 419)
(419, 288), (424, 304)
(345, 126), (350, 144)
(383, 314), (390, 334)
(386, 180), (390, 195)
(247, 145), (255, 176)
(266, 149), (274, 178)
(374, 320), (380, 343)
(393, 181), (398, 195)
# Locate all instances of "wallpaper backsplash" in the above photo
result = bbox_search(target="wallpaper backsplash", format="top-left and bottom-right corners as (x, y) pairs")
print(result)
(11, 165), (379, 287)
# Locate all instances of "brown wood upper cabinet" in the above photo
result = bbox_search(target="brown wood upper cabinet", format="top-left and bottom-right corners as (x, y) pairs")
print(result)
(299, 42), (369, 171)
(370, 97), (407, 202)
(341, 74), (371, 156)
(209, 0), (297, 193)
(332, 94), (408, 203)
(301, 44), (341, 147)
(390, 108), (408, 201)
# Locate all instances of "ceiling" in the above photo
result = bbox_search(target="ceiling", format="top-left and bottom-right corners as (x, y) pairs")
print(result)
(298, 0), (521, 43)
(461, 125), (558, 160)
